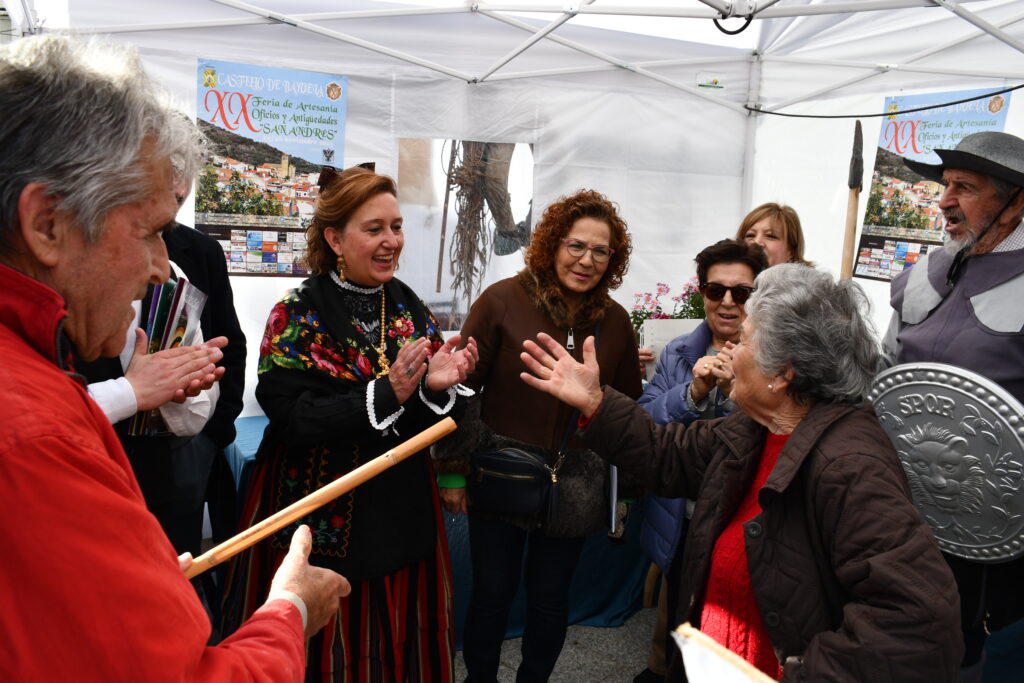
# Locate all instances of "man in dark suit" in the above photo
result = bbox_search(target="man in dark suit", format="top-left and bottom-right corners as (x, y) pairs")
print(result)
(164, 222), (247, 554)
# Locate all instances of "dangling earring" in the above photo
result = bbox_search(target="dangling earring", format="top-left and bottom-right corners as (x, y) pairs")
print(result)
(336, 253), (347, 281)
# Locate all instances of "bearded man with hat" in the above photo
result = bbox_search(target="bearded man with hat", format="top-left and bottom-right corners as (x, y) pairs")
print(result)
(882, 130), (1024, 680)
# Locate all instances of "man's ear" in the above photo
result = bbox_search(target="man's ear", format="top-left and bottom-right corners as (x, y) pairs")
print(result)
(16, 183), (66, 268)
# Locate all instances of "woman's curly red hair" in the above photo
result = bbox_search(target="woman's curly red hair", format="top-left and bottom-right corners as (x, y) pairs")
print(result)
(522, 189), (631, 327)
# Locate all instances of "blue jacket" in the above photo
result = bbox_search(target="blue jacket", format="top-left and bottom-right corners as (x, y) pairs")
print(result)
(637, 320), (732, 572)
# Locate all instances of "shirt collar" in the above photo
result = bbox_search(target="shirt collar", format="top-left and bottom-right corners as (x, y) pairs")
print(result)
(0, 262), (71, 368)
(993, 221), (1024, 253)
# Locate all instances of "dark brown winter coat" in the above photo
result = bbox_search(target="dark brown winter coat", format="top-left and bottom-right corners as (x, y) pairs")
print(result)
(585, 389), (962, 682)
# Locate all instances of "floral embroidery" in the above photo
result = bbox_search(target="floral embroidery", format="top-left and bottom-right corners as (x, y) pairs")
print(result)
(257, 291), (443, 382)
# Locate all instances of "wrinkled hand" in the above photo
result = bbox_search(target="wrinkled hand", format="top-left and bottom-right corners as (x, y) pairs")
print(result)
(713, 342), (736, 396)
(426, 335), (478, 392)
(638, 347), (655, 379)
(125, 329), (228, 411)
(520, 332), (603, 418)
(440, 487), (468, 515)
(691, 343), (735, 404)
(269, 525), (351, 638)
(388, 337), (430, 404)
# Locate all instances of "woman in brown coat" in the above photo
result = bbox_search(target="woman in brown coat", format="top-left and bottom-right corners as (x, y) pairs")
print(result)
(435, 189), (642, 682)
(521, 264), (961, 681)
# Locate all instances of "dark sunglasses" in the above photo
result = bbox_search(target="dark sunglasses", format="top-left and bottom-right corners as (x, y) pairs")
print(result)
(700, 282), (755, 304)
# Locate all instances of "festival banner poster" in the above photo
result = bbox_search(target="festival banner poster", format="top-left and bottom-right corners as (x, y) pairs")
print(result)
(854, 87), (1010, 282)
(195, 58), (348, 275)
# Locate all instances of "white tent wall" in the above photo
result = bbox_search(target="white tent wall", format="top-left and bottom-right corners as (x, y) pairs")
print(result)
(12, 0), (1024, 416)
(136, 45), (751, 417)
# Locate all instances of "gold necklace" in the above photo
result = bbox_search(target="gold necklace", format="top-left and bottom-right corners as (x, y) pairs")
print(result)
(376, 287), (390, 378)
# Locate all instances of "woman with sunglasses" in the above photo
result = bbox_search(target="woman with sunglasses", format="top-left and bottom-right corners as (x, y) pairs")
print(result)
(633, 239), (766, 683)
(434, 190), (642, 682)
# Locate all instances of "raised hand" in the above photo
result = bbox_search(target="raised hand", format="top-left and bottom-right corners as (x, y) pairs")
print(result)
(519, 332), (603, 418)
(714, 342), (736, 396)
(125, 329), (228, 410)
(388, 337), (430, 403)
(425, 334), (478, 392)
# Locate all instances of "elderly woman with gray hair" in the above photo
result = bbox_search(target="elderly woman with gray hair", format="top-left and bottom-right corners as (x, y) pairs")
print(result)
(520, 264), (962, 682)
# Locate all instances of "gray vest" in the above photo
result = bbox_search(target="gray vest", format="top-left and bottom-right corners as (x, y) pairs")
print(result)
(890, 246), (1024, 404)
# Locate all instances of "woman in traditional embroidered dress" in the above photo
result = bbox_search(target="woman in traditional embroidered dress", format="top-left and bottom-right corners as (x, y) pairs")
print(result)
(434, 190), (642, 682)
(520, 264), (962, 682)
(222, 166), (478, 682)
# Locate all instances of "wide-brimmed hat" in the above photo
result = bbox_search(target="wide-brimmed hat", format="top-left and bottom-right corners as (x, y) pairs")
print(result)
(904, 131), (1024, 188)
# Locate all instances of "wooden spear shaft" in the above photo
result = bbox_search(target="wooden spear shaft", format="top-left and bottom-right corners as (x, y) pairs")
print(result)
(840, 120), (864, 280)
(183, 417), (457, 579)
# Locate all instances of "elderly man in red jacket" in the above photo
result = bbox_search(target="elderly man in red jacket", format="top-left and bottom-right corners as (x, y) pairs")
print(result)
(0, 35), (348, 681)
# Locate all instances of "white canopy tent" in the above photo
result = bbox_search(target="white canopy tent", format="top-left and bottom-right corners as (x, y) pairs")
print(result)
(6, 0), (1023, 414)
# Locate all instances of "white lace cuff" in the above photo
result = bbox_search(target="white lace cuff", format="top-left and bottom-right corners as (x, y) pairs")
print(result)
(366, 378), (404, 431)
(419, 383), (457, 415)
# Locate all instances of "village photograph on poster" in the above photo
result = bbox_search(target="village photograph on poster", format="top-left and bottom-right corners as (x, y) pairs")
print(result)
(194, 58), (347, 276)
(854, 87), (1011, 282)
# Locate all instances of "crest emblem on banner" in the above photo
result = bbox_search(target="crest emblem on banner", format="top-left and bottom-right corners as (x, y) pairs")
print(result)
(870, 363), (1024, 563)
(202, 68), (217, 88)
(326, 81), (343, 101)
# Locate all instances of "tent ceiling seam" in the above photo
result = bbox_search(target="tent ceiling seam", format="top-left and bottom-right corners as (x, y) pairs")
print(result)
(205, 0), (475, 81)
(930, 0), (1024, 55)
(478, 8), (746, 113)
(474, 0), (596, 83)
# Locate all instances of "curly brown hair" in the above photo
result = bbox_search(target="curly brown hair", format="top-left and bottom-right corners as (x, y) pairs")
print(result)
(521, 189), (631, 328)
(304, 166), (397, 276)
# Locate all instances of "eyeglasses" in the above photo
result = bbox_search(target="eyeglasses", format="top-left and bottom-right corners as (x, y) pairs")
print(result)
(561, 238), (615, 263)
(700, 282), (755, 304)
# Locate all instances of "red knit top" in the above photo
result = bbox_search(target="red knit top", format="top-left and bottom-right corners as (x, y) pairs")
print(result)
(700, 432), (789, 680)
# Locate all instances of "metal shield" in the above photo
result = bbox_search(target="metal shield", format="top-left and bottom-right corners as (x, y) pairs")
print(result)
(870, 362), (1024, 563)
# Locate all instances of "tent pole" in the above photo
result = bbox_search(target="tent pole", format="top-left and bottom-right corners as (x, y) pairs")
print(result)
(930, 0), (1024, 55)
(206, 0), (475, 81)
(904, 10), (1024, 62)
(479, 9), (747, 114)
(765, 55), (1024, 80)
(485, 56), (750, 83)
(476, 0), (597, 82)
(476, 0), (992, 19)
(741, 54), (762, 212)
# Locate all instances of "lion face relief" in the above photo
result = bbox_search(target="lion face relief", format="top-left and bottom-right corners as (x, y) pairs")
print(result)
(898, 424), (985, 517)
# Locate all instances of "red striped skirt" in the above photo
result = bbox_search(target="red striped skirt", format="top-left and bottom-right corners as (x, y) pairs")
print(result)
(223, 462), (455, 682)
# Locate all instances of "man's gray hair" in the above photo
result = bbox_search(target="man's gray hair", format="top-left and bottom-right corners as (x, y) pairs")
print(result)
(0, 35), (202, 252)
(746, 264), (879, 405)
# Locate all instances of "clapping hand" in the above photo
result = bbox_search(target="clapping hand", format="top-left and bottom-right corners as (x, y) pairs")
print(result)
(425, 334), (478, 392)
(125, 329), (228, 411)
(519, 332), (604, 418)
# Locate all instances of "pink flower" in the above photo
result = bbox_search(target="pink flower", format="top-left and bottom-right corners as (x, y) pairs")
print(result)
(267, 303), (288, 335)
(657, 282), (670, 296)
(310, 343), (345, 373)
(355, 353), (372, 377)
